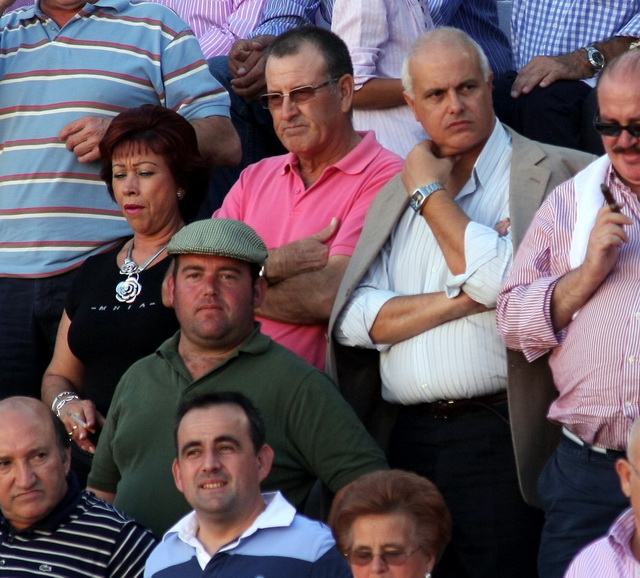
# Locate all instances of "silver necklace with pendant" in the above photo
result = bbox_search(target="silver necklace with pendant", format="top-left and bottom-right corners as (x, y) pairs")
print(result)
(115, 240), (167, 303)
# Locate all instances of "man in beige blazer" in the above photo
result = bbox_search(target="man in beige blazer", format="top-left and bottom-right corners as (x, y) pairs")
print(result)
(328, 27), (594, 577)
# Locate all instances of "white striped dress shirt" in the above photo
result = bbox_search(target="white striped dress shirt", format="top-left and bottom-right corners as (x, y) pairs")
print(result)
(332, 0), (433, 157)
(153, 0), (267, 58)
(336, 122), (512, 403)
(565, 508), (640, 577)
(497, 164), (640, 450)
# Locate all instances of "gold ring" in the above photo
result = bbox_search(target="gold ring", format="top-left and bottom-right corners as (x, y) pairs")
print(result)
(72, 425), (78, 431)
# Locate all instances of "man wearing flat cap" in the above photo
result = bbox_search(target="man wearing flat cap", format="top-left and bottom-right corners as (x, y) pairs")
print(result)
(87, 219), (387, 539)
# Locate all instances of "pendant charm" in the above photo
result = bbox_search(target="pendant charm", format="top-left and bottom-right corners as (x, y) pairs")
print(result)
(120, 257), (138, 276)
(115, 276), (142, 303)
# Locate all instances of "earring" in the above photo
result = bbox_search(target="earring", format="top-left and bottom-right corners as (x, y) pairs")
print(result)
(425, 573), (432, 578)
(176, 189), (184, 200)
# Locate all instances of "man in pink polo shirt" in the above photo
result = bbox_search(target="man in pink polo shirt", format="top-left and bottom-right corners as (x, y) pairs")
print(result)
(215, 26), (402, 370)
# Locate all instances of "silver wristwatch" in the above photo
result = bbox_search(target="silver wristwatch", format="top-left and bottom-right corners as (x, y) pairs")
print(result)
(584, 46), (606, 75)
(409, 182), (445, 212)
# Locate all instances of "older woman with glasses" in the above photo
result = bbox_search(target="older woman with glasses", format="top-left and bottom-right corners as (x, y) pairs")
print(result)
(329, 470), (451, 578)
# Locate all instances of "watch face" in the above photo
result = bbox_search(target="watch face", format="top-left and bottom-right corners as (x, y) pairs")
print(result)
(588, 47), (605, 68)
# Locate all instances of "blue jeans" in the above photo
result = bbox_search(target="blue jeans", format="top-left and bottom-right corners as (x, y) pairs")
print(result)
(0, 271), (77, 400)
(198, 56), (286, 218)
(537, 433), (628, 578)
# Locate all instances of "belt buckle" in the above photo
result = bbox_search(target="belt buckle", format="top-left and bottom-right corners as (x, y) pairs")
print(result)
(433, 399), (455, 420)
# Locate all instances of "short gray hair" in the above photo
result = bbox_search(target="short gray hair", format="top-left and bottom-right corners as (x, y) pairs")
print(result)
(402, 27), (492, 97)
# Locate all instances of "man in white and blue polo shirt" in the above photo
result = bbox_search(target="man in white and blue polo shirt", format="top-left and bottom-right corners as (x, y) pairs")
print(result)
(0, 0), (240, 400)
(144, 391), (351, 578)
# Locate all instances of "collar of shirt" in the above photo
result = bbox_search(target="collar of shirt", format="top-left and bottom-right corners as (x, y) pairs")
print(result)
(167, 492), (295, 570)
(457, 121), (512, 201)
(25, 0), (127, 21)
(607, 507), (638, 560)
(281, 131), (381, 182)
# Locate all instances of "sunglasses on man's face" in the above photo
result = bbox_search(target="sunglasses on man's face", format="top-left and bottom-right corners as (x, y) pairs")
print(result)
(593, 114), (640, 138)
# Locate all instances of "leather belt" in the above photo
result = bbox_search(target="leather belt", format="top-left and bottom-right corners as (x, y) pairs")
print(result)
(562, 427), (625, 459)
(406, 391), (508, 420)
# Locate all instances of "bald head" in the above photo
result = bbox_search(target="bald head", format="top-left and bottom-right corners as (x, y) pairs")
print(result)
(402, 27), (492, 97)
(598, 48), (640, 89)
(0, 397), (70, 456)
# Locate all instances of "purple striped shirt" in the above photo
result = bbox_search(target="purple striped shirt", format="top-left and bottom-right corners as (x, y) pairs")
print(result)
(565, 508), (640, 577)
(497, 163), (640, 450)
(153, 0), (268, 58)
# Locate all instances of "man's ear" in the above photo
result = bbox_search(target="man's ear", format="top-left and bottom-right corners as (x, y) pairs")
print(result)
(616, 458), (633, 499)
(339, 74), (355, 114)
(256, 444), (274, 483)
(172, 458), (184, 493)
(253, 276), (267, 309)
(163, 273), (175, 308)
(404, 91), (418, 119)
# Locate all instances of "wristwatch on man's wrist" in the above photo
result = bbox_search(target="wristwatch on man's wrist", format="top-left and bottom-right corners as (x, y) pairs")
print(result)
(409, 182), (445, 212)
(584, 46), (606, 75)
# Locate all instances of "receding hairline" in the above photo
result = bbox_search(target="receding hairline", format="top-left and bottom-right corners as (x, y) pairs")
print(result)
(403, 28), (491, 95)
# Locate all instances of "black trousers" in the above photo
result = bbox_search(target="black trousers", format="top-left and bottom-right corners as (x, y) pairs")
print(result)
(389, 401), (543, 578)
(493, 74), (604, 156)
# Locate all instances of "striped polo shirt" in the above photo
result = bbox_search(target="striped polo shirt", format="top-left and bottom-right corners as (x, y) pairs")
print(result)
(0, 483), (157, 577)
(0, 0), (230, 277)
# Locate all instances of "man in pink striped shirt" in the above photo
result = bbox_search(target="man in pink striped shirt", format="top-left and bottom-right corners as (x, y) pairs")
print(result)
(565, 419), (640, 576)
(497, 49), (640, 578)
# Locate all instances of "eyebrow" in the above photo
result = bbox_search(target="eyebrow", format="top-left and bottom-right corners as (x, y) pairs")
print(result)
(179, 435), (242, 455)
(112, 160), (160, 168)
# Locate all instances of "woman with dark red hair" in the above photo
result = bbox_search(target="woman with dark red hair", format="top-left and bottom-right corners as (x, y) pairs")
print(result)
(42, 105), (208, 482)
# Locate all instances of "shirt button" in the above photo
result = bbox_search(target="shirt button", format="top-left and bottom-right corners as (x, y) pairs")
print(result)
(629, 356), (636, 363)
(421, 383), (429, 389)
(635, 312), (640, 319)
(626, 401), (633, 407)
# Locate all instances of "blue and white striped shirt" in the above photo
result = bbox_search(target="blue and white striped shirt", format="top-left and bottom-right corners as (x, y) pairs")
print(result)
(0, 0), (230, 277)
(251, 0), (334, 37)
(337, 122), (513, 403)
(428, 0), (514, 76)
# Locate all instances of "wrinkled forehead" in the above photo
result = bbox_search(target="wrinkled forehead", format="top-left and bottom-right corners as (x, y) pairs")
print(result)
(265, 43), (329, 89)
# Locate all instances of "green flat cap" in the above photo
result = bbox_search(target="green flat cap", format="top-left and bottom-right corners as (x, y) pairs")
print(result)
(167, 219), (267, 265)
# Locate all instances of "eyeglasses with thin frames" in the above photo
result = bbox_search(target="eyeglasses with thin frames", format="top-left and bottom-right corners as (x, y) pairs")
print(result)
(345, 547), (421, 567)
(593, 113), (640, 138)
(259, 78), (340, 110)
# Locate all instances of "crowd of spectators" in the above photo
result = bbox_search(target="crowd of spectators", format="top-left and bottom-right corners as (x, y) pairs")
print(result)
(0, 0), (639, 577)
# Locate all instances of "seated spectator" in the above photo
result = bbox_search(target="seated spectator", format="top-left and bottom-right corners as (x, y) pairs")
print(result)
(565, 419), (640, 576)
(0, 397), (156, 577)
(494, 0), (640, 155)
(87, 219), (387, 539)
(331, 0), (433, 157)
(329, 470), (451, 578)
(215, 25), (402, 369)
(144, 391), (352, 577)
(151, 1), (267, 59)
(42, 105), (208, 484)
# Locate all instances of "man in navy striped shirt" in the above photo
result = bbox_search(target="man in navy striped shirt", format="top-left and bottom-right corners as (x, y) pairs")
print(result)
(0, 397), (156, 577)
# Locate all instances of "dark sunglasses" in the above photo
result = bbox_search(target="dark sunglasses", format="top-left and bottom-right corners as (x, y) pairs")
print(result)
(593, 114), (640, 138)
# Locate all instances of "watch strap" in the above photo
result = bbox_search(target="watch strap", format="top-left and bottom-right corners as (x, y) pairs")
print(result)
(409, 182), (445, 212)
